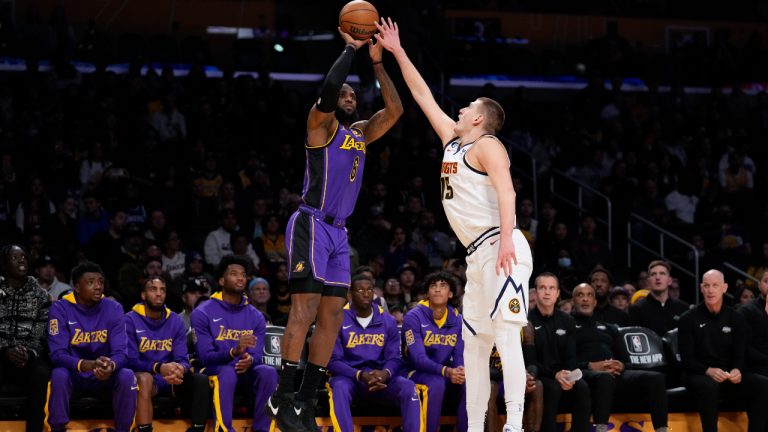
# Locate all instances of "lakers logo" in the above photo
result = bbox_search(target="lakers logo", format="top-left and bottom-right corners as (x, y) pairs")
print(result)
(509, 298), (521, 314)
(294, 261), (305, 273)
(49, 319), (59, 336)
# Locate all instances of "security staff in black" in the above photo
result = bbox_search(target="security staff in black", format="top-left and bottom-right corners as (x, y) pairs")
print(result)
(738, 269), (768, 376)
(529, 273), (590, 432)
(629, 260), (689, 336)
(572, 283), (669, 432)
(679, 269), (768, 432)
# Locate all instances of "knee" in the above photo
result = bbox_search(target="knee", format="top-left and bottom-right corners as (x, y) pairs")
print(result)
(51, 367), (71, 385)
(394, 377), (416, 397)
(256, 365), (279, 387)
(289, 293), (320, 325)
(136, 372), (154, 396)
(330, 377), (354, 395)
(115, 368), (136, 387)
(216, 366), (237, 384)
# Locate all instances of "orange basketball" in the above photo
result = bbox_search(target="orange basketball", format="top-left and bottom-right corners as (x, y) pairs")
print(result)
(339, 0), (379, 41)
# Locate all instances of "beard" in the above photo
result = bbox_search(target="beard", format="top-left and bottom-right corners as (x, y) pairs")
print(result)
(335, 107), (359, 125)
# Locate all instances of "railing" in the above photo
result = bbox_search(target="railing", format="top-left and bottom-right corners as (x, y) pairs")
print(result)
(627, 213), (700, 304)
(723, 262), (761, 286)
(549, 169), (613, 250)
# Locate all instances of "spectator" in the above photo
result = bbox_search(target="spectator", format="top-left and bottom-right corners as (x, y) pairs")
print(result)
(629, 260), (689, 336)
(230, 230), (260, 275)
(0, 245), (51, 432)
(589, 267), (630, 326)
(679, 269), (768, 432)
(144, 209), (168, 242)
(608, 287), (630, 313)
(43, 194), (78, 262)
(76, 192), (109, 246)
(517, 197), (538, 247)
(203, 209), (238, 267)
(15, 176), (56, 233)
(247, 277), (273, 324)
(34, 255), (72, 301)
(79, 141), (111, 189)
(571, 282), (669, 432)
(160, 229), (186, 280)
(571, 215), (613, 277)
(409, 210), (455, 268)
(253, 214), (286, 266)
(327, 274), (421, 432)
(382, 277), (406, 311)
(739, 270), (768, 376)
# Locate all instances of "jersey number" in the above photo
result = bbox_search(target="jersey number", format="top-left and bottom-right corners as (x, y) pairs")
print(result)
(349, 156), (360, 182)
(440, 177), (454, 200)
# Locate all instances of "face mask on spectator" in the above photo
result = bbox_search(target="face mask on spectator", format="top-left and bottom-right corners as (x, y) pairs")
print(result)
(558, 257), (572, 268)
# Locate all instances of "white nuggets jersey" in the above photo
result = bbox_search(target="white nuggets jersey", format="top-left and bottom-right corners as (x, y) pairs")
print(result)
(440, 136), (505, 248)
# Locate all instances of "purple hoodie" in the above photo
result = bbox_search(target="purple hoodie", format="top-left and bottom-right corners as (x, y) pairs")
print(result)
(125, 303), (190, 373)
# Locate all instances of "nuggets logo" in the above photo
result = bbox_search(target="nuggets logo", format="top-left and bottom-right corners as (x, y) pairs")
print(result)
(294, 261), (305, 273)
(509, 298), (521, 314)
(49, 319), (58, 336)
(405, 329), (415, 346)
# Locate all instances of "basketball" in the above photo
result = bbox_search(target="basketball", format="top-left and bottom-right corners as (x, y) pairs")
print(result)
(339, 0), (379, 41)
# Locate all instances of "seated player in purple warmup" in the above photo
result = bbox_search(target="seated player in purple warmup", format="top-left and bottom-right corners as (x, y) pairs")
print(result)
(327, 274), (422, 432)
(402, 271), (467, 432)
(191, 255), (278, 432)
(45, 261), (137, 432)
(126, 276), (210, 432)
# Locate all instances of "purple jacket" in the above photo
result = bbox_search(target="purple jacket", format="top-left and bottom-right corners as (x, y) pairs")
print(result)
(48, 292), (127, 373)
(125, 303), (190, 373)
(328, 304), (402, 380)
(402, 301), (464, 376)
(191, 292), (267, 367)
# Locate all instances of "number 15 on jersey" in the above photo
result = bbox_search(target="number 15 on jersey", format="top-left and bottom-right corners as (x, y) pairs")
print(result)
(440, 177), (454, 200)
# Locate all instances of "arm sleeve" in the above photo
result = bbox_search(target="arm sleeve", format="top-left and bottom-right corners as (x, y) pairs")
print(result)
(402, 313), (445, 376)
(382, 317), (403, 378)
(172, 316), (191, 371)
(125, 317), (155, 373)
(108, 305), (127, 369)
(316, 45), (356, 113)
(48, 303), (81, 371)
(191, 310), (233, 366)
(327, 331), (359, 380)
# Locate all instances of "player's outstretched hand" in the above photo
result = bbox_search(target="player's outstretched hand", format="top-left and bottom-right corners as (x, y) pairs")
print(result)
(368, 37), (383, 64)
(373, 18), (401, 54)
(338, 28), (368, 50)
(495, 237), (518, 277)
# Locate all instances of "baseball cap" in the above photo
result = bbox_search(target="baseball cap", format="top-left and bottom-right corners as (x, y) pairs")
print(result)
(609, 286), (629, 300)
(182, 276), (209, 294)
(33, 255), (55, 269)
(185, 251), (204, 265)
(125, 223), (143, 237)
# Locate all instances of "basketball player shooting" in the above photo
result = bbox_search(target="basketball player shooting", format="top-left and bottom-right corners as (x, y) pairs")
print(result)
(375, 18), (533, 432)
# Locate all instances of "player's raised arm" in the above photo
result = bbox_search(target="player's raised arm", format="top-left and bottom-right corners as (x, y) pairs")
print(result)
(374, 17), (456, 145)
(354, 38), (403, 145)
(307, 30), (368, 146)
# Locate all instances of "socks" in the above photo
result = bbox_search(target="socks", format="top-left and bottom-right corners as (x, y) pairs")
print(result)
(296, 362), (326, 402)
(277, 360), (299, 395)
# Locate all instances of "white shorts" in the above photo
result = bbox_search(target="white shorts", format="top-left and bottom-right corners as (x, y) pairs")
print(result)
(463, 229), (532, 336)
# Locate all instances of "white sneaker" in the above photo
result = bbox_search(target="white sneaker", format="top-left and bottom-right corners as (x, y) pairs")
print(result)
(502, 425), (523, 432)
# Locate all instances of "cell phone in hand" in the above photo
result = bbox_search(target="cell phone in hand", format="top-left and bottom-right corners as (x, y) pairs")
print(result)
(565, 369), (583, 383)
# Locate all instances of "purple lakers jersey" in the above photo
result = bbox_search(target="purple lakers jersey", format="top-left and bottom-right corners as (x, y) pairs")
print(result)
(301, 122), (366, 219)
